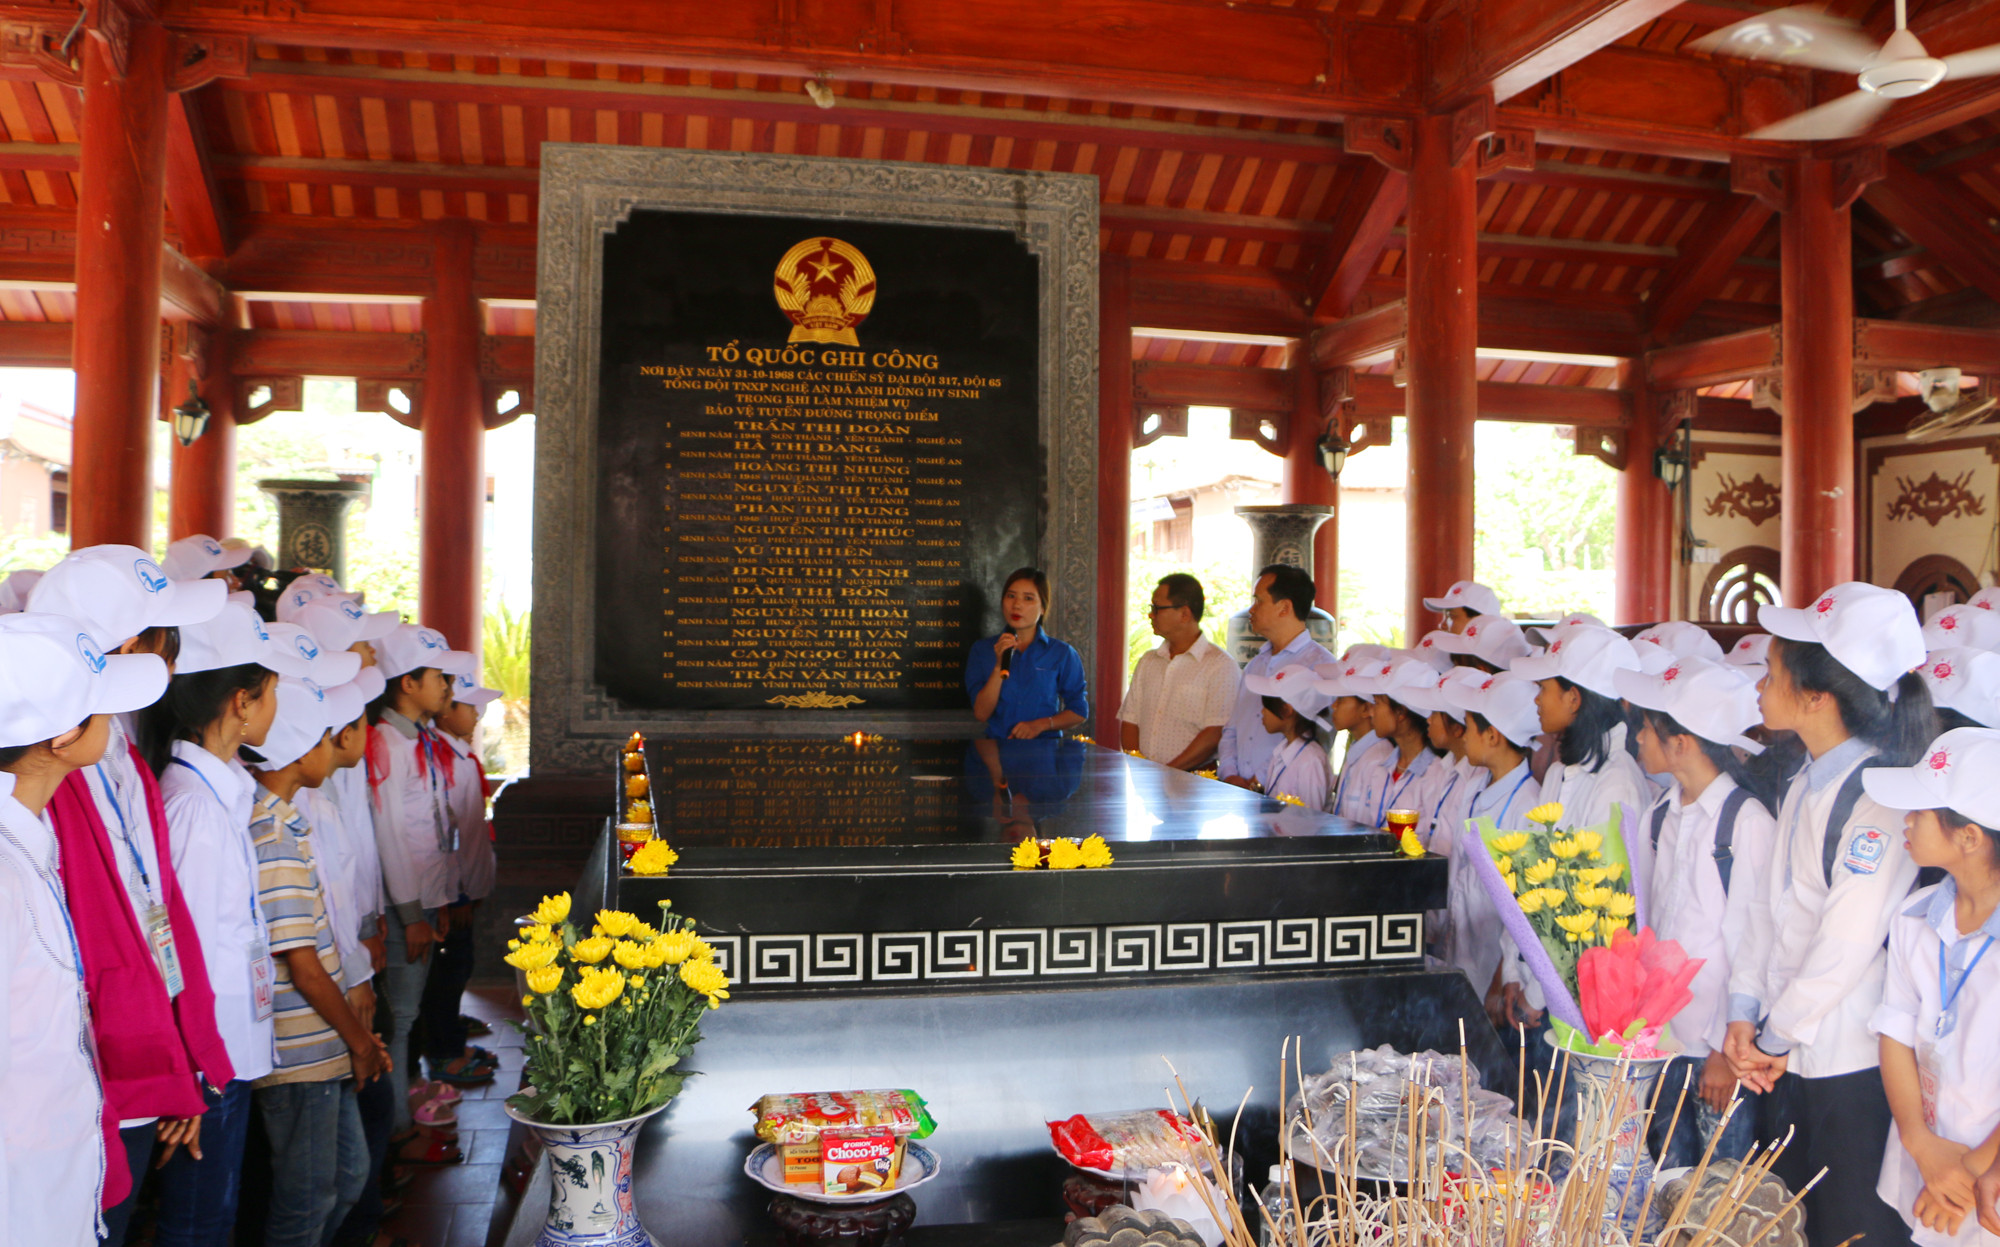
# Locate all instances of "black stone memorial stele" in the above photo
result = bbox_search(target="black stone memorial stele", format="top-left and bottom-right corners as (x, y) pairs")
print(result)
(593, 211), (1041, 715)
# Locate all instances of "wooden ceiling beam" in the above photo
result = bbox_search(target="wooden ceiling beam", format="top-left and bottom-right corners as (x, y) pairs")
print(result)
(164, 94), (231, 262)
(1854, 318), (2000, 374)
(1860, 154), (2000, 308)
(1645, 194), (1774, 341)
(1128, 259), (1313, 339)
(1311, 299), (1407, 367)
(1132, 360), (1293, 413)
(1486, 159), (1730, 200)
(1347, 372), (1628, 426)
(0, 320), (73, 368)
(1310, 163), (1407, 321)
(222, 64), (1349, 167)
(1432, 0), (1688, 106)
(155, 0), (1420, 121)
(1311, 293), (1645, 366)
(1646, 323), (1779, 388)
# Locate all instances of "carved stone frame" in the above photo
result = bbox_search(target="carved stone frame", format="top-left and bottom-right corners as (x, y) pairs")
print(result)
(532, 145), (1100, 770)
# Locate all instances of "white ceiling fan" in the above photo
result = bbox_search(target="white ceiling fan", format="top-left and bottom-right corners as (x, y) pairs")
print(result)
(1691, 0), (2000, 139)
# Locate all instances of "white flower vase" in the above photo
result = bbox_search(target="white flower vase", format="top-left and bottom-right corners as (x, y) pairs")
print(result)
(1545, 1034), (1677, 1237)
(506, 1101), (668, 1247)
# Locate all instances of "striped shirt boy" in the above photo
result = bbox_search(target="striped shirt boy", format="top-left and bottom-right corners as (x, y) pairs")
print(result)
(249, 788), (350, 1086)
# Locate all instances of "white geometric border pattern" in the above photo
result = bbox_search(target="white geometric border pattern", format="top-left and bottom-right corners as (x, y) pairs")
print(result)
(722, 915), (1422, 987)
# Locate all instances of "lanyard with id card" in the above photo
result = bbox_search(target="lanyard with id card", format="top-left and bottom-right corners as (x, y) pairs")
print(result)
(1921, 933), (1994, 1132)
(170, 756), (275, 1019)
(98, 764), (186, 998)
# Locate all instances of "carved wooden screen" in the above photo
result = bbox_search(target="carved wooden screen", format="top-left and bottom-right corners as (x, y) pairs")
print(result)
(1700, 545), (1782, 624)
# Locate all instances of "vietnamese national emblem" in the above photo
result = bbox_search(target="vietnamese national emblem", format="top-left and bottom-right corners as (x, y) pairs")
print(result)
(773, 237), (876, 346)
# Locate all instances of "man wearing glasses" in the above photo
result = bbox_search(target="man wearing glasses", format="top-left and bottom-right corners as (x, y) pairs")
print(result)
(1117, 574), (1239, 770)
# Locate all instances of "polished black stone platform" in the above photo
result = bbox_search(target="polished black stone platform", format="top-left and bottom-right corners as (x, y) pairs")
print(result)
(594, 738), (1442, 996)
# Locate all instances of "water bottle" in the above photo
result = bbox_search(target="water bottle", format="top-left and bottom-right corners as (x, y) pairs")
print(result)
(1258, 1164), (1292, 1247)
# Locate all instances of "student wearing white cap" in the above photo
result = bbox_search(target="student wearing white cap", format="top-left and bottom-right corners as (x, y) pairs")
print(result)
(145, 602), (317, 1247)
(1725, 583), (1937, 1247)
(160, 535), (254, 589)
(1406, 667), (1493, 854)
(1422, 580), (1503, 634)
(246, 678), (385, 1247)
(1425, 613), (1533, 675)
(1617, 657), (1780, 1168)
(1241, 666), (1333, 810)
(1321, 653), (1395, 826)
(1924, 605), (2000, 655)
(1633, 620), (1729, 665)
(1439, 671), (1543, 1013)
(1725, 633), (1774, 675)
(289, 597), (400, 673)
(1349, 657), (1447, 830)
(1968, 587), (2000, 614)
(366, 624), (480, 1156)
(0, 613), (170, 1244)
(0, 566), (42, 614)
(1921, 649), (2000, 733)
(1860, 729), (2000, 1247)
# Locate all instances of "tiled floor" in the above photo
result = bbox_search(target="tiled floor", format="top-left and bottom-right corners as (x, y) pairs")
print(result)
(380, 984), (527, 1247)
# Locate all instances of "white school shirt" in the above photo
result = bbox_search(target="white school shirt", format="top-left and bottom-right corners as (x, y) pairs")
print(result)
(442, 733), (495, 902)
(0, 778), (107, 1247)
(1333, 732), (1392, 824)
(302, 786), (372, 992)
(1643, 774), (1778, 1058)
(1446, 762), (1540, 996)
(1260, 736), (1329, 811)
(1367, 747), (1439, 830)
(1120, 634), (1239, 767)
(1871, 881), (2000, 1247)
(160, 741), (275, 1084)
(1417, 755), (1486, 854)
(1730, 737), (1917, 1078)
(367, 713), (460, 925)
(323, 765), (384, 930)
(1217, 631), (1335, 784)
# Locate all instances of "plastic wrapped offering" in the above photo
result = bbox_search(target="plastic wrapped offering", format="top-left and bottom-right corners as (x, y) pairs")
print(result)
(751, 1089), (936, 1145)
(1048, 1109), (1209, 1174)
(1287, 1045), (1524, 1181)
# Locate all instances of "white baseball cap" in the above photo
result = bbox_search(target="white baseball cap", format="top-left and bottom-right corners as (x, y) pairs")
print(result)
(177, 603), (320, 677)
(1919, 648), (2000, 730)
(0, 613), (170, 748)
(1724, 633), (1772, 671)
(1343, 655), (1413, 699)
(28, 544), (227, 649)
(264, 621), (363, 687)
(1967, 587), (2000, 613)
(1422, 580), (1502, 617)
(323, 680), (368, 736)
(1392, 667), (1455, 717)
(1633, 621), (1727, 665)
(0, 568), (42, 615)
(451, 670), (503, 709)
(1409, 630), (1458, 673)
(349, 665), (387, 705)
(258, 677), (342, 770)
(1614, 656), (1764, 753)
(1862, 728), (2000, 827)
(161, 534), (253, 583)
(1510, 624), (1642, 700)
(1427, 614), (1532, 668)
(1443, 670), (1542, 747)
(375, 624), (476, 680)
(1526, 612), (1610, 650)
(1338, 643), (1402, 667)
(1923, 604), (2000, 654)
(290, 598), (401, 654)
(1760, 582), (1926, 692)
(274, 579), (359, 623)
(1244, 664), (1332, 731)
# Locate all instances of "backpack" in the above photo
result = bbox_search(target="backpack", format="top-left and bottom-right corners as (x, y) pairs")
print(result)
(1650, 785), (1753, 894)
(1819, 766), (1945, 890)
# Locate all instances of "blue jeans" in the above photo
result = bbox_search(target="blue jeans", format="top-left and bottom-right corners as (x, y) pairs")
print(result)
(155, 1080), (255, 1247)
(1650, 1054), (1758, 1168)
(380, 919), (429, 1132)
(256, 1079), (369, 1247)
(330, 1067), (396, 1247)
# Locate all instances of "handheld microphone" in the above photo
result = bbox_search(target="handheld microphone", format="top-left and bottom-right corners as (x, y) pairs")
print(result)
(999, 648), (1014, 678)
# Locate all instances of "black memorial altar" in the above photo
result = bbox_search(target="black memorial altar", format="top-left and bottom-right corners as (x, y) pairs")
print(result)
(486, 742), (1502, 1246)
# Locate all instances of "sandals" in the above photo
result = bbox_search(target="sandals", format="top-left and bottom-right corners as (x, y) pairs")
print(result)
(461, 1014), (493, 1038)
(414, 1095), (458, 1129)
(430, 1053), (497, 1086)
(389, 1129), (463, 1167)
(407, 1079), (462, 1109)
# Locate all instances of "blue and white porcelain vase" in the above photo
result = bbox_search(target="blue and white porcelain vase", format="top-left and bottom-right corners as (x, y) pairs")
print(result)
(506, 1101), (668, 1247)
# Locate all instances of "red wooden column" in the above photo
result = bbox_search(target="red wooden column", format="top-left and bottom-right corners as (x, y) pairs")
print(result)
(1402, 109), (1480, 643)
(1282, 364), (1339, 616)
(1613, 360), (1673, 623)
(420, 221), (485, 652)
(1094, 254), (1134, 745)
(167, 331), (236, 540)
(70, 20), (174, 550)
(1777, 156), (1871, 603)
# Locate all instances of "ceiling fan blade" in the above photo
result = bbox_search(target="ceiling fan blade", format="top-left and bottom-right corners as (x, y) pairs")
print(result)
(1747, 89), (1895, 140)
(1942, 43), (2000, 79)
(1689, 5), (1881, 74)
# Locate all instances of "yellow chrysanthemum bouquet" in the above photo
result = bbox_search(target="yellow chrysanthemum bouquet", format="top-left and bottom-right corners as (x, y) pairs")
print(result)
(503, 890), (731, 1125)
(1474, 802), (1638, 1011)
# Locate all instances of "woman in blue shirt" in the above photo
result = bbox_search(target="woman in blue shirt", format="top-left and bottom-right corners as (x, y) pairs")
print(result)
(965, 567), (1090, 740)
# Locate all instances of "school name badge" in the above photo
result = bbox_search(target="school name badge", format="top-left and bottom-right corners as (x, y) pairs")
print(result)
(773, 237), (877, 347)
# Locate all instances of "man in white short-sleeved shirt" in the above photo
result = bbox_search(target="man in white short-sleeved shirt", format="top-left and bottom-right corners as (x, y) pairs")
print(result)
(1119, 574), (1239, 770)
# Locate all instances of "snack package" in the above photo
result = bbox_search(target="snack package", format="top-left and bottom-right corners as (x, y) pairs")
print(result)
(1048, 1110), (1208, 1173)
(820, 1126), (905, 1195)
(751, 1089), (937, 1145)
